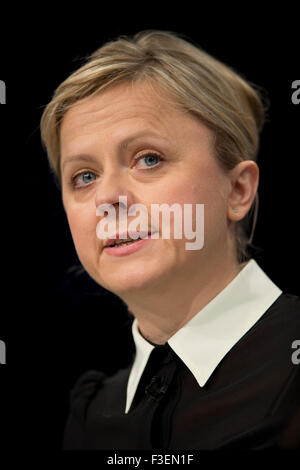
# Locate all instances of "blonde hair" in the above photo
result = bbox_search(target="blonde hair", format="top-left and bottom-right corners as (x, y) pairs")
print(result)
(40, 29), (268, 263)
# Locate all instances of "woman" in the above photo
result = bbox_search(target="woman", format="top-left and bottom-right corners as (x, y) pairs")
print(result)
(40, 30), (300, 450)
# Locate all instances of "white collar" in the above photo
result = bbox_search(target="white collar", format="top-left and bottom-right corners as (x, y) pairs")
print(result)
(125, 259), (282, 413)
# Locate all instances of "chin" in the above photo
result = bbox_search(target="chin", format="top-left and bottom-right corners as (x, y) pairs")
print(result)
(97, 264), (166, 297)
(109, 274), (155, 296)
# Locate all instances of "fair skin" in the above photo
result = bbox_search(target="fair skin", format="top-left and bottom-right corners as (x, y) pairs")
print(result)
(60, 80), (259, 345)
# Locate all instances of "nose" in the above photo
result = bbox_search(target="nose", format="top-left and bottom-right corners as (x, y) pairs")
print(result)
(94, 171), (135, 217)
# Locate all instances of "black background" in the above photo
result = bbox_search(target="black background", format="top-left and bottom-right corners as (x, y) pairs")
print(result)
(0, 6), (299, 459)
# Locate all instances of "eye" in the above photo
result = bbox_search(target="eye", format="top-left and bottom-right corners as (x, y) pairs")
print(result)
(71, 171), (97, 189)
(134, 153), (162, 169)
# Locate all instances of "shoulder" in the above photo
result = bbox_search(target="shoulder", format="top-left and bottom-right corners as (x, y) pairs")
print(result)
(272, 292), (300, 310)
(231, 292), (300, 392)
(63, 365), (132, 449)
(63, 369), (107, 449)
(264, 292), (300, 329)
(69, 366), (131, 422)
(68, 370), (107, 424)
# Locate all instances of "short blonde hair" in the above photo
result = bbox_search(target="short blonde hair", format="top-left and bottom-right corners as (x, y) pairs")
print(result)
(40, 29), (268, 263)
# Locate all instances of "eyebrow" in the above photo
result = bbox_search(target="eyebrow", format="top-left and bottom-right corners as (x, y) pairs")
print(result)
(61, 131), (171, 171)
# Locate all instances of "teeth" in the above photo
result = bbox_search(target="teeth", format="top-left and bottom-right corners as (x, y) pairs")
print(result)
(110, 237), (142, 247)
(115, 240), (135, 247)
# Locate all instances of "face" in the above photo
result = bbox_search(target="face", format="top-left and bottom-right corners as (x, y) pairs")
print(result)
(60, 80), (234, 299)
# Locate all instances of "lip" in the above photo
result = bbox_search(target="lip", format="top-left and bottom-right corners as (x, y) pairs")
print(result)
(103, 231), (158, 257)
(104, 231), (153, 248)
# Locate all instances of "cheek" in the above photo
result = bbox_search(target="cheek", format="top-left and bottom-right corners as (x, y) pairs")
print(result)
(154, 177), (218, 211)
(156, 170), (228, 243)
(65, 205), (96, 257)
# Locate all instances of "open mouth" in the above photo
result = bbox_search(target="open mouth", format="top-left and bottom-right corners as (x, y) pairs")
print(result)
(103, 232), (157, 257)
(105, 237), (144, 248)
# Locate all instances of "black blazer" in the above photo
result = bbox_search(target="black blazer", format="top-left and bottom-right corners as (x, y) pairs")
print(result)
(63, 293), (300, 450)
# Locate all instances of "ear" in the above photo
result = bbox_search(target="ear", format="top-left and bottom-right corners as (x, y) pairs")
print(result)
(227, 160), (259, 221)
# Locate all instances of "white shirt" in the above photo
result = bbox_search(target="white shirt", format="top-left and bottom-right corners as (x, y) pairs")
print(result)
(125, 259), (282, 413)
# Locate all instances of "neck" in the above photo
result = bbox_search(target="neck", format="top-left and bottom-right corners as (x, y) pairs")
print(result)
(124, 257), (248, 345)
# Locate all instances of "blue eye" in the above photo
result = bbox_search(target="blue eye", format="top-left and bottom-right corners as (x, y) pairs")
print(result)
(136, 153), (161, 169)
(70, 153), (162, 189)
(72, 171), (97, 188)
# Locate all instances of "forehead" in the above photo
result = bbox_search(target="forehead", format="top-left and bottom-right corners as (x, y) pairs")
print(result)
(61, 81), (183, 135)
(60, 79), (214, 158)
